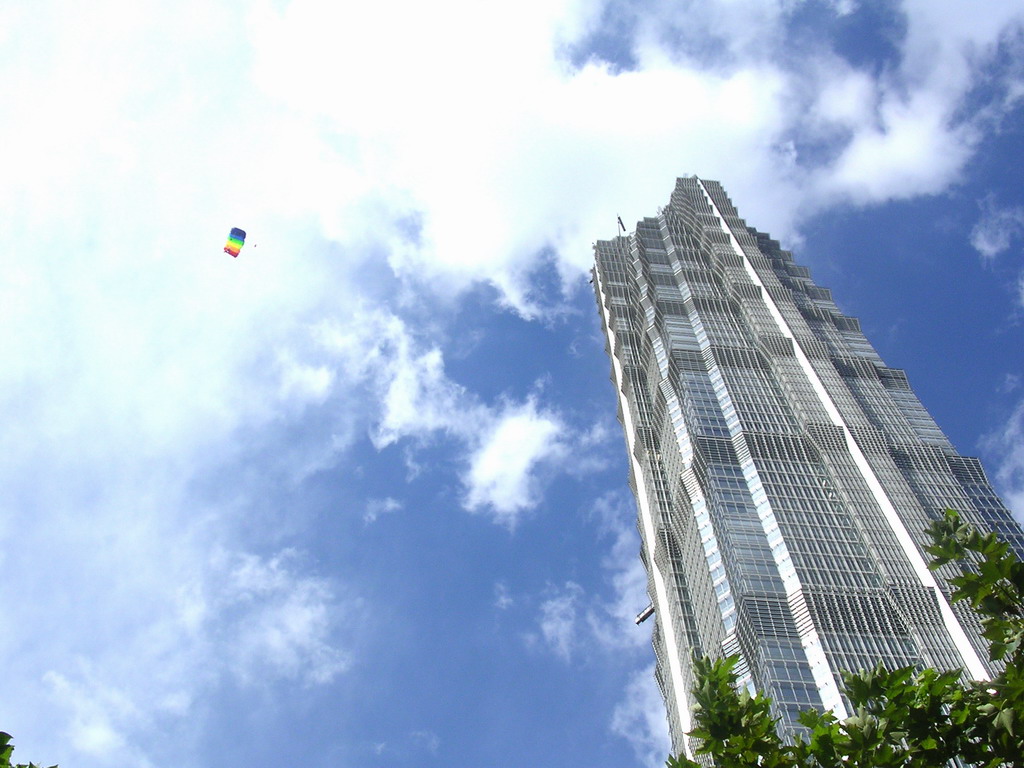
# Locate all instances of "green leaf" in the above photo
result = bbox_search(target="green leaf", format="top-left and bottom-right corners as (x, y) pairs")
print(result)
(994, 706), (1015, 736)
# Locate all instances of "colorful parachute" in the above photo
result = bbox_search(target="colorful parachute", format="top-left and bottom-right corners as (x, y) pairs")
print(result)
(224, 227), (246, 257)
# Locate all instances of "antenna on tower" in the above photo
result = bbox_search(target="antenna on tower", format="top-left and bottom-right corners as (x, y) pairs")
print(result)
(617, 215), (626, 233)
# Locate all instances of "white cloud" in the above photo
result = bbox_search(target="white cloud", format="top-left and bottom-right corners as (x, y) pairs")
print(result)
(241, 0), (820, 300)
(364, 497), (402, 525)
(971, 198), (1024, 260)
(313, 309), (481, 449)
(809, 2), (1024, 206)
(528, 493), (651, 661)
(816, 99), (976, 202)
(464, 400), (569, 526)
(3, 1), (1022, 345)
(811, 66), (877, 130)
(830, 0), (858, 16)
(410, 729), (441, 755)
(617, 1), (1024, 223)
(611, 665), (673, 768)
(586, 494), (653, 652)
(376, 347), (477, 446)
(277, 352), (336, 405)
(43, 669), (143, 765)
(523, 495), (669, 763)
(315, 311), (581, 524)
(537, 582), (585, 662)
(218, 550), (352, 686)
(494, 581), (515, 610)
(0, 500), (352, 768)
(521, 496), (669, 760)
(984, 398), (1024, 523)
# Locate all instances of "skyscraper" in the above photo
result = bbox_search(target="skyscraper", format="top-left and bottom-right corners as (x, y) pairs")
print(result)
(592, 177), (1024, 758)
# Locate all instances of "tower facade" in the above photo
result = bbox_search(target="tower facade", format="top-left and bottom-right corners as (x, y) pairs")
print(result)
(593, 178), (1024, 757)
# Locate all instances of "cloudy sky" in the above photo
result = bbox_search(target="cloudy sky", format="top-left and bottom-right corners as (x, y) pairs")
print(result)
(2, 1), (1023, 766)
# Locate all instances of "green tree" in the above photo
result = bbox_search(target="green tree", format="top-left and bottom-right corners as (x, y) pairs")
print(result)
(0, 733), (56, 768)
(668, 510), (1024, 768)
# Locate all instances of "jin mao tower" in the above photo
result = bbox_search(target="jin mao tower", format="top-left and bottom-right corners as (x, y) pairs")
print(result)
(593, 177), (1024, 757)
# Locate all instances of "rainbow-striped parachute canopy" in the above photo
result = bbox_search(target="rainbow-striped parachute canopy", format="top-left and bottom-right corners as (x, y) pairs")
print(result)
(224, 227), (246, 257)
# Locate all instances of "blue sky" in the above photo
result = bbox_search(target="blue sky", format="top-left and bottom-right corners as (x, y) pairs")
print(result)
(1, 1), (1023, 767)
